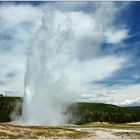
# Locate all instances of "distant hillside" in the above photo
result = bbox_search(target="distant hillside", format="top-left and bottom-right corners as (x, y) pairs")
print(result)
(67, 102), (140, 124)
(0, 97), (140, 124)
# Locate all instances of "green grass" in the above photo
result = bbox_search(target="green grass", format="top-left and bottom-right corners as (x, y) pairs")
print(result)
(0, 124), (91, 139)
(68, 123), (140, 131)
(0, 131), (26, 139)
(27, 126), (91, 139)
(66, 131), (91, 139)
(113, 132), (140, 139)
(1, 123), (140, 139)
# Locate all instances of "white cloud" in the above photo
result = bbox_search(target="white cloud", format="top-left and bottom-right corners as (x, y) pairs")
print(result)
(107, 84), (140, 106)
(105, 29), (128, 44)
(106, 90), (116, 94)
(0, 4), (43, 96)
(0, 4), (43, 28)
(65, 55), (126, 90)
(120, 97), (140, 106)
(0, 2), (131, 104)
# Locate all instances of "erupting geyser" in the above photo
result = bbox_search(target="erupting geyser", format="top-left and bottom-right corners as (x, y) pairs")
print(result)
(22, 11), (75, 125)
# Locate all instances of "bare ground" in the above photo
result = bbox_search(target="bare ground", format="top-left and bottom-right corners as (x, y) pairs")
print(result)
(0, 122), (140, 139)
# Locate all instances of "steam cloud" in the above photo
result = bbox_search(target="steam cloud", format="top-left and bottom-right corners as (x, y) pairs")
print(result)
(22, 3), (127, 125)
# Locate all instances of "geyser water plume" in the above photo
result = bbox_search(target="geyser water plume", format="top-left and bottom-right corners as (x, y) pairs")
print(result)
(22, 11), (81, 125)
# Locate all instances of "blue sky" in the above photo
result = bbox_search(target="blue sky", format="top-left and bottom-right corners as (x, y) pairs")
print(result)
(97, 2), (140, 86)
(0, 2), (140, 106)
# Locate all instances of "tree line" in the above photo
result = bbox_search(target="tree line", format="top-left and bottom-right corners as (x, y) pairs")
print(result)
(0, 95), (21, 122)
(0, 97), (140, 124)
(67, 102), (140, 124)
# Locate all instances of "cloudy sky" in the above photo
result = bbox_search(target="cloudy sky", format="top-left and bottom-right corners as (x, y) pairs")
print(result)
(0, 1), (140, 106)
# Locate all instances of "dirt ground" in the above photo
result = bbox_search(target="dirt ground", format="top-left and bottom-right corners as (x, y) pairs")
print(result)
(0, 122), (140, 139)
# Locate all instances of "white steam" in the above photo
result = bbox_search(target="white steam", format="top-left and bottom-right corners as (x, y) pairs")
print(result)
(10, 100), (22, 122)
(22, 11), (78, 125)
